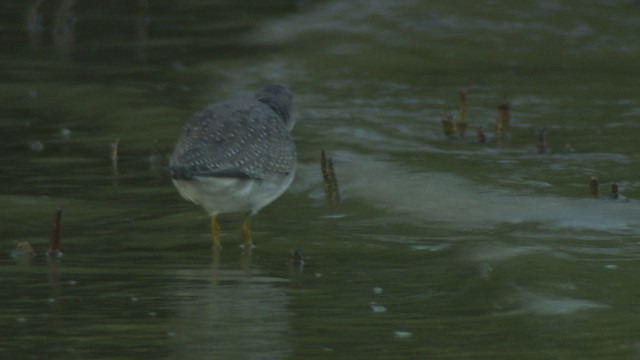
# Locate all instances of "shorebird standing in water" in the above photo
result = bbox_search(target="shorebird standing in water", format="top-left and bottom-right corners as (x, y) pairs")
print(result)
(169, 84), (297, 250)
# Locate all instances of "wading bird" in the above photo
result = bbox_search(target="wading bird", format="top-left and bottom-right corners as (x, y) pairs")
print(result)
(170, 84), (297, 250)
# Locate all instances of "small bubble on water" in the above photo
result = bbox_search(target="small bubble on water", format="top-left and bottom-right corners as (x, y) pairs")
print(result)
(321, 213), (348, 219)
(68, 280), (78, 286)
(46, 250), (63, 258)
(172, 61), (186, 72)
(166, 331), (176, 337)
(30, 141), (44, 152)
(410, 244), (450, 252)
(17, 317), (27, 323)
(61, 128), (72, 139)
(480, 263), (493, 280)
(604, 264), (618, 270)
(148, 311), (157, 317)
(47, 298), (56, 304)
(372, 286), (383, 295)
(12, 241), (35, 258)
(315, 272), (322, 278)
(370, 302), (387, 313)
(394, 330), (412, 339)
(131, 297), (139, 302)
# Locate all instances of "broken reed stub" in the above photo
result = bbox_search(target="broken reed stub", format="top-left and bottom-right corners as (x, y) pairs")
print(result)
(48, 207), (63, 257)
(327, 158), (340, 207)
(589, 177), (599, 198)
(441, 112), (455, 140)
(320, 150), (341, 210)
(536, 126), (547, 154)
(455, 90), (468, 139)
(476, 127), (486, 144)
(320, 150), (330, 196)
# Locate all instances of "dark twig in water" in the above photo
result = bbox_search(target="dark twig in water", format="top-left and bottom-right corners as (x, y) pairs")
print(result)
(111, 138), (120, 175)
(320, 150), (340, 210)
(589, 177), (599, 198)
(455, 90), (468, 139)
(289, 248), (304, 274)
(536, 126), (547, 154)
(290, 249), (304, 265)
(611, 183), (619, 199)
(496, 97), (510, 146)
(476, 127), (486, 144)
(48, 207), (63, 257)
(441, 112), (455, 140)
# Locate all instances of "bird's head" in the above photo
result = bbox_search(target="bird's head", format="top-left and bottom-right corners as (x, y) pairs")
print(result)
(255, 84), (295, 131)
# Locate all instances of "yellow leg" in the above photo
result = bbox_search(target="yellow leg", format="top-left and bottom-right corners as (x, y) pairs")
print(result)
(211, 215), (221, 250)
(241, 213), (254, 249)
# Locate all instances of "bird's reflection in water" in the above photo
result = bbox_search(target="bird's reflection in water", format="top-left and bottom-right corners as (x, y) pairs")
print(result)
(25, 0), (76, 56)
(26, 0), (46, 50)
(52, 0), (75, 56)
(168, 253), (293, 359)
(134, 0), (149, 63)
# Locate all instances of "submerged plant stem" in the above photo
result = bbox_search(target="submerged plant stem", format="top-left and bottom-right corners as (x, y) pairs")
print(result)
(496, 97), (510, 146)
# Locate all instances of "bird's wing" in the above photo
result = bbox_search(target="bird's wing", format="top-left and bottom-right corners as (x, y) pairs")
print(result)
(170, 100), (296, 180)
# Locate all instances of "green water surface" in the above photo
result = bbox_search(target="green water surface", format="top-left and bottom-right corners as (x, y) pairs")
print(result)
(2, 1), (640, 359)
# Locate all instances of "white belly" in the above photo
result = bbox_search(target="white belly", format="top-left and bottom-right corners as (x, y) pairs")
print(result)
(172, 170), (295, 216)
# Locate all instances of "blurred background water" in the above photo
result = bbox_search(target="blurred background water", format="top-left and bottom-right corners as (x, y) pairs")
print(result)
(2, 0), (640, 359)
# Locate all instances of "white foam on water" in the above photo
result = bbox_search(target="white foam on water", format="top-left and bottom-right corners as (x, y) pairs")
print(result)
(334, 153), (640, 233)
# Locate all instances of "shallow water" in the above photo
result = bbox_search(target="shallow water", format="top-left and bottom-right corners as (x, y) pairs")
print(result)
(2, 0), (640, 359)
